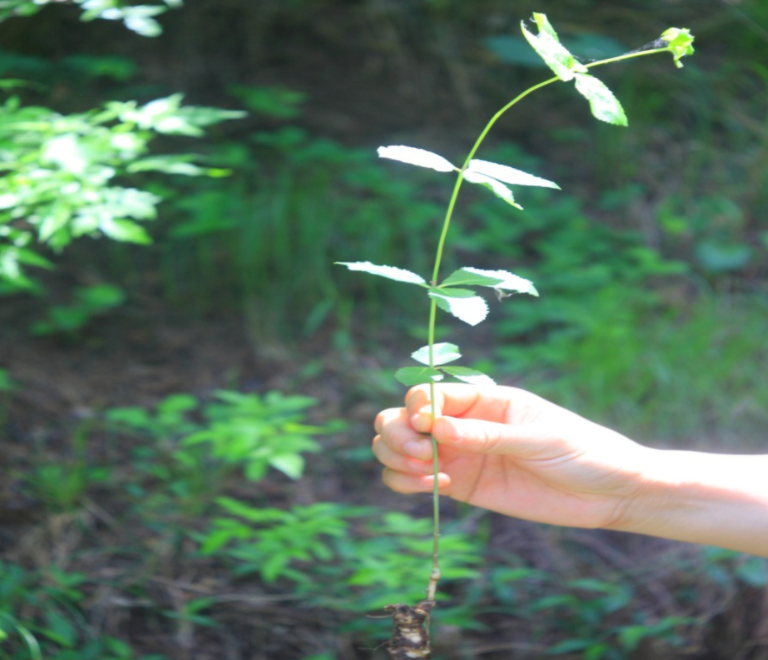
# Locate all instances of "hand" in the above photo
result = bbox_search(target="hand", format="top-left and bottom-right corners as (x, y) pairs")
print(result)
(373, 384), (648, 530)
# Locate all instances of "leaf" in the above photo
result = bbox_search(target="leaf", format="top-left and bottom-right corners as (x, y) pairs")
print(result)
(661, 27), (695, 68)
(463, 267), (539, 296)
(335, 261), (427, 285)
(395, 366), (444, 386)
(462, 170), (521, 209)
(441, 366), (496, 387)
(99, 218), (152, 244)
(573, 73), (627, 126)
(428, 288), (489, 326)
(467, 159), (560, 189)
(269, 454), (305, 480)
(377, 145), (456, 172)
(411, 342), (462, 366)
(520, 13), (586, 82)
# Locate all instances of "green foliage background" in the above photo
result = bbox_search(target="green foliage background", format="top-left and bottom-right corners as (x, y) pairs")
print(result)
(0, 1), (767, 658)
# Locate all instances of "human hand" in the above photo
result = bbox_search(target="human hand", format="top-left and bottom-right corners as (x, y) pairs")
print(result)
(373, 384), (649, 530)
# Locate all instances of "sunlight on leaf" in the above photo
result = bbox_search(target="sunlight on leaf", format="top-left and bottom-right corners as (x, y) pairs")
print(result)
(377, 145), (456, 172)
(467, 159), (560, 189)
(411, 342), (462, 366)
(462, 267), (538, 296)
(462, 170), (522, 209)
(441, 366), (496, 387)
(573, 73), (627, 126)
(521, 13), (586, 82)
(395, 366), (445, 386)
(428, 288), (489, 326)
(335, 261), (427, 285)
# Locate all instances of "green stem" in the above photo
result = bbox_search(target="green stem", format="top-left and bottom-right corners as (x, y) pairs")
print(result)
(423, 44), (671, 601)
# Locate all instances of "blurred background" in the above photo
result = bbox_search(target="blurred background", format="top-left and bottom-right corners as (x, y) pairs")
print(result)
(0, 0), (767, 658)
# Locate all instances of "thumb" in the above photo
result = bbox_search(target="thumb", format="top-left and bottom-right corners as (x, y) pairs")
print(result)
(433, 416), (566, 460)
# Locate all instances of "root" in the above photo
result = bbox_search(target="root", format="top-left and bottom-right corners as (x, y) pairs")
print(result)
(383, 599), (435, 659)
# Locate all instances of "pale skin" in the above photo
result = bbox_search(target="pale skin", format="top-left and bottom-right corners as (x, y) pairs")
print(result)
(373, 384), (768, 558)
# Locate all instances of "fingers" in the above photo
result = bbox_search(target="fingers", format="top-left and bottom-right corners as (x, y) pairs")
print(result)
(373, 405), (447, 494)
(372, 431), (436, 475)
(382, 468), (450, 494)
(373, 408), (432, 469)
(405, 383), (542, 432)
(432, 416), (577, 462)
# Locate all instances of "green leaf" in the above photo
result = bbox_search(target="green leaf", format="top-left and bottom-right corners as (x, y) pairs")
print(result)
(521, 13), (586, 82)
(99, 218), (152, 244)
(269, 454), (305, 480)
(14, 248), (53, 269)
(573, 73), (627, 126)
(127, 156), (209, 176)
(411, 342), (461, 366)
(661, 27), (695, 68)
(395, 366), (444, 386)
(428, 287), (489, 326)
(335, 261), (427, 285)
(441, 366), (496, 387)
(443, 267), (538, 296)
(377, 145), (456, 172)
(462, 170), (521, 209)
(467, 159), (560, 189)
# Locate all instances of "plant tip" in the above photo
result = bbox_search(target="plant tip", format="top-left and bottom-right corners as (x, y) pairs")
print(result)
(660, 27), (694, 68)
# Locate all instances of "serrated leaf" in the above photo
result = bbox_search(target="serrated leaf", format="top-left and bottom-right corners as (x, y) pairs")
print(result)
(521, 13), (586, 82)
(463, 267), (538, 296)
(335, 261), (427, 285)
(467, 159), (560, 189)
(428, 288), (489, 326)
(462, 170), (522, 209)
(395, 366), (445, 386)
(441, 366), (496, 387)
(573, 73), (627, 126)
(377, 146), (456, 173)
(411, 342), (462, 366)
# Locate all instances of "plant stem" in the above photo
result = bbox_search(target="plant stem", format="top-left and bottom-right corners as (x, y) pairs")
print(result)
(422, 44), (671, 602)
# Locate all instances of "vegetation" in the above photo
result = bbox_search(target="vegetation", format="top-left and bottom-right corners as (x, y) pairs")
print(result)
(0, 1), (767, 659)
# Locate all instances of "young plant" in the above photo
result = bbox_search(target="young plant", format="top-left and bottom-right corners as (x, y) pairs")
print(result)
(338, 14), (694, 657)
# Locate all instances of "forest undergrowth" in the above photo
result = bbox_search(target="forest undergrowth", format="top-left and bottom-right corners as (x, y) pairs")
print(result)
(1, 1), (768, 659)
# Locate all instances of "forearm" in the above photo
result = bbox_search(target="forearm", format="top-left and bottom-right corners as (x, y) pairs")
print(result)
(614, 448), (768, 557)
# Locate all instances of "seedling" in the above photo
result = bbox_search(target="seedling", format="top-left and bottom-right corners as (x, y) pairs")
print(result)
(338, 14), (693, 658)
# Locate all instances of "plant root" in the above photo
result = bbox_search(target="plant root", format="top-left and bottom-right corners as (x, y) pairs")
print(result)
(383, 600), (435, 659)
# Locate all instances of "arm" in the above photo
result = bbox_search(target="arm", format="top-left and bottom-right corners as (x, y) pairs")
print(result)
(373, 384), (768, 558)
(618, 448), (768, 557)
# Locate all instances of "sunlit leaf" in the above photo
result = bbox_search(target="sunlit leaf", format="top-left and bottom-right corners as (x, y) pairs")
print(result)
(395, 366), (445, 386)
(269, 454), (305, 480)
(99, 218), (152, 244)
(521, 13), (586, 82)
(411, 342), (462, 366)
(377, 145), (456, 172)
(462, 170), (521, 209)
(467, 159), (559, 189)
(661, 27), (695, 68)
(335, 261), (427, 285)
(462, 267), (538, 296)
(573, 73), (627, 126)
(441, 268), (504, 288)
(441, 366), (496, 387)
(428, 287), (489, 326)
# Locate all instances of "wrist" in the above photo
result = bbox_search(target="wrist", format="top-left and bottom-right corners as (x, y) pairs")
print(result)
(610, 447), (768, 557)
